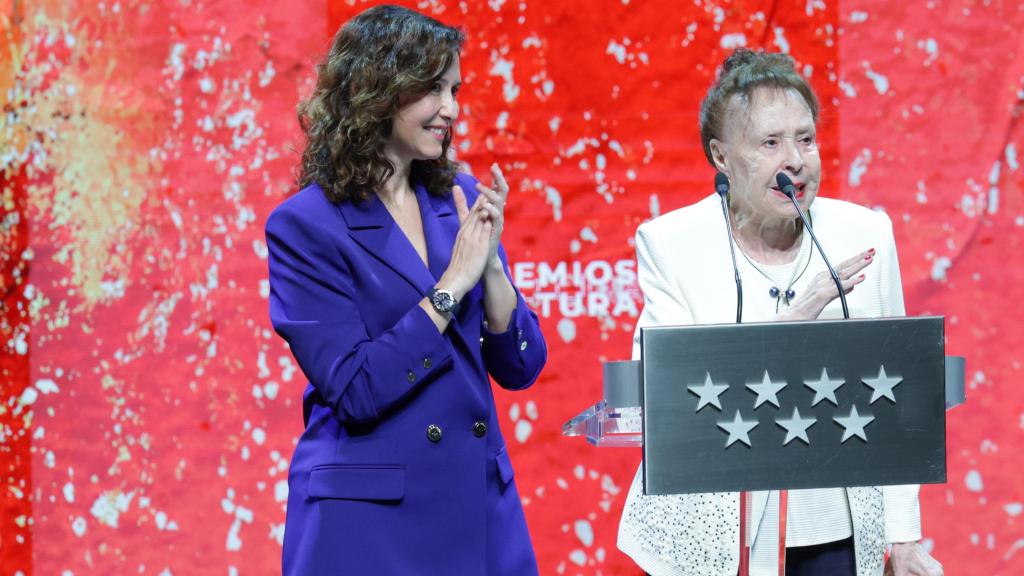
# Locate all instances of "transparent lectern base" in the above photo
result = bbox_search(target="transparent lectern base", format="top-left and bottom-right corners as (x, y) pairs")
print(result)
(562, 400), (642, 447)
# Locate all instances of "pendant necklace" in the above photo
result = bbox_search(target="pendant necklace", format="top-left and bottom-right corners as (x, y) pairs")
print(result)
(735, 226), (813, 314)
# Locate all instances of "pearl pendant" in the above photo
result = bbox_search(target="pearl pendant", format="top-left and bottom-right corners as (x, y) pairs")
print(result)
(769, 287), (796, 301)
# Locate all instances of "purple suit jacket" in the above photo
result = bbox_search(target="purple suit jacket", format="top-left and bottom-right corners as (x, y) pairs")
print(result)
(266, 173), (546, 575)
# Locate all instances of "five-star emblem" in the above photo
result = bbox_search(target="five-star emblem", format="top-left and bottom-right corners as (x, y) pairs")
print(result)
(803, 368), (845, 406)
(862, 365), (903, 404)
(834, 404), (875, 443)
(687, 372), (729, 412)
(746, 370), (787, 409)
(775, 407), (817, 445)
(717, 410), (759, 447)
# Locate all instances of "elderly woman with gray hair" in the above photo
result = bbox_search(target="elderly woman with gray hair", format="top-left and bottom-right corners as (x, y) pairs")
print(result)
(616, 49), (943, 576)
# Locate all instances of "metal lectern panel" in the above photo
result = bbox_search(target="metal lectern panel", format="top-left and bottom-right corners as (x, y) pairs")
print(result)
(641, 317), (946, 496)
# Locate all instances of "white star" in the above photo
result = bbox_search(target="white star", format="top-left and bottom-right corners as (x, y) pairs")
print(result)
(862, 365), (903, 404)
(803, 368), (845, 406)
(717, 410), (759, 448)
(834, 405), (875, 443)
(687, 372), (729, 412)
(746, 370), (787, 409)
(775, 407), (817, 445)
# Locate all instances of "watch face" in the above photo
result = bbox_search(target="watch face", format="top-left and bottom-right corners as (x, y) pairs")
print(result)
(431, 290), (455, 313)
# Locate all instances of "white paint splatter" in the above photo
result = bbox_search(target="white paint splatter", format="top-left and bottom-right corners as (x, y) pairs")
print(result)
(90, 490), (135, 528)
(773, 27), (790, 53)
(1005, 503), (1023, 517)
(274, 480), (288, 503)
(71, 516), (87, 537)
(720, 33), (747, 49)
(916, 180), (928, 204)
(1006, 143), (1019, 171)
(606, 40), (627, 64)
(539, 186), (564, 224)
(557, 318), (576, 343)
(965, 469), (984, 492)
(574, 519), (595, 547)
(848, 149), (872, 186)
(35, 379), (60, 394)
(930, 256), (952, 281)
(269, 523), (285, 546)
(849, 11), (869, 23)
(63, 482), (75, 503)
(919, 38), (939, 65)
(569, 549), (586, 565)
(864, 66), (890, 94)
(580, 227), (598, 244)
(18, 387), (38, 406)
(263, 381), (279, 400)
(515, 418), (532, 443)
(488, 56), (520, 103)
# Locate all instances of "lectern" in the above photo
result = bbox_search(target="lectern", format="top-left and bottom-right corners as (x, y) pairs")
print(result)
(564, 316), (965, 574)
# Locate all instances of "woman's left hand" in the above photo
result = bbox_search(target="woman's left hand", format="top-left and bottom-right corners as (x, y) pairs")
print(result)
(885, 542), (943, 576)
(475, 163), (509, 263)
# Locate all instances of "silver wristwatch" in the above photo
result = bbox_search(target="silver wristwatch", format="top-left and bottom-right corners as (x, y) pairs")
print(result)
(428, 288), (460, 315)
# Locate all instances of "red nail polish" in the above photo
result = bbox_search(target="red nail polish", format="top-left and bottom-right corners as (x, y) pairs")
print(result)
(865, 253), (873, 260)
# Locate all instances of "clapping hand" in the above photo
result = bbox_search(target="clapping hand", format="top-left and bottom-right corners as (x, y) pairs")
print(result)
(474, 163), (509, 264)
(779, 248), (875, 321)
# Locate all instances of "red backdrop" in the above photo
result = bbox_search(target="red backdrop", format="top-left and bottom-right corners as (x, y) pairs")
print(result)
(2, 0), (1022, 574)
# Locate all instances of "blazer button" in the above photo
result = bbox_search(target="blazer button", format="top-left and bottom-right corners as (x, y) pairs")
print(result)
(407, 370), (416, 383)
(422, 357), (432, 369)
(472, 421), (487, 438)
(426, 424), (443, 443)
(519, 340), (528, 351)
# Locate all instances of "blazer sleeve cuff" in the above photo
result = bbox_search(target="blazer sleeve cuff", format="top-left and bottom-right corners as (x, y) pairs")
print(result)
(882, 484), (923, 543)
(481, 296), (546, 390)
(333, 305), (454, 424)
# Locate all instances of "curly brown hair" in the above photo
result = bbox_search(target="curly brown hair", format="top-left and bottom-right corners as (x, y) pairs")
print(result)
(297, 5), (464, 203)
(699, 48), (819, 167)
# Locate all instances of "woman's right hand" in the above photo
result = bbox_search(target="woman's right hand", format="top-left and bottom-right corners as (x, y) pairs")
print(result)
(780, 248), (875, 321)
(437, 185), (493, 299)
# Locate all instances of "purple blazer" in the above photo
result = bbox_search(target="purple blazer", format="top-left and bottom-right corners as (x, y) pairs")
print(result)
(266, 173), (546, 575)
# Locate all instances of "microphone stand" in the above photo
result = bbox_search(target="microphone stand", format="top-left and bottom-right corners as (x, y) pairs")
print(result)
(718, 193), (743, 324)
(777, 176), (849, 320)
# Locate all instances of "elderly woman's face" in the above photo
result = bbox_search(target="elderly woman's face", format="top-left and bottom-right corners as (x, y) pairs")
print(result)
(712, 87), (820, 224)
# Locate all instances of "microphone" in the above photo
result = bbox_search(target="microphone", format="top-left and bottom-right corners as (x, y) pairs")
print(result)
(775, 173), (849, 319)
(715, 172), (743, 323)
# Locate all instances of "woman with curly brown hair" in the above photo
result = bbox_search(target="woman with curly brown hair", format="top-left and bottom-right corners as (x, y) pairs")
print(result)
(265, 5), (546, 574)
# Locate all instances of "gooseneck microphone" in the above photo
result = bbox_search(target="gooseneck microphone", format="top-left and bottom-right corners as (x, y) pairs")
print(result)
(775, 173), (850, 319)
(715, 172), (743, 324)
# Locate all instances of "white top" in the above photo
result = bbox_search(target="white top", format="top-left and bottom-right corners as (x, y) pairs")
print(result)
(737, 230), (854, 573)
(617, 194), (922, 576)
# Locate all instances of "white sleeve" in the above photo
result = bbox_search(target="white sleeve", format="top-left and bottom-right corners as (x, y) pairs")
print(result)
(876, 211), (923, 543)
(631, 223), (694, 361)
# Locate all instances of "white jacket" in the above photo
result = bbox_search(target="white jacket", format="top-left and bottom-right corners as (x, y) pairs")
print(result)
(617, 194), (922, 576)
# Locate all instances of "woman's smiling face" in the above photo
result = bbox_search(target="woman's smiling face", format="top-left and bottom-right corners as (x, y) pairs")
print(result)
(385, 55), (462, 166)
